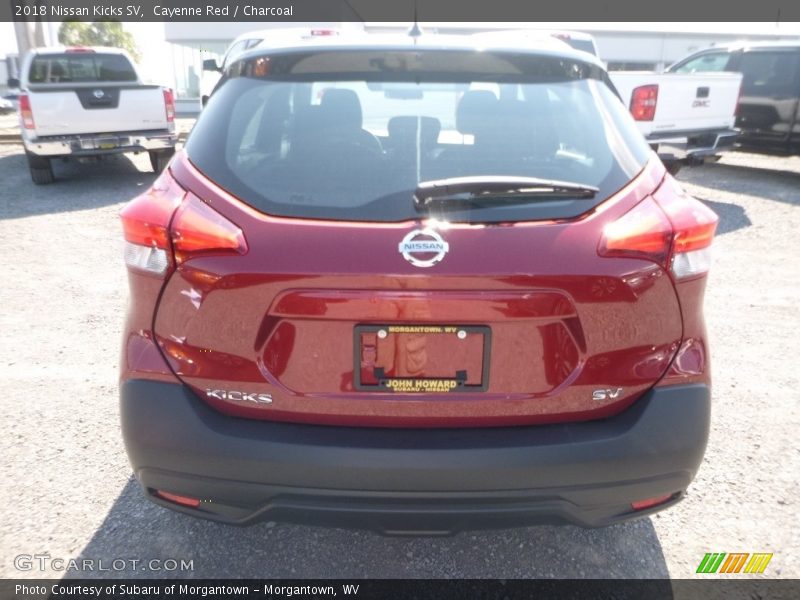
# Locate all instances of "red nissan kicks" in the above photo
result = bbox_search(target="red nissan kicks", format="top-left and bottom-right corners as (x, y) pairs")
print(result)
(119, 34), (717, 533)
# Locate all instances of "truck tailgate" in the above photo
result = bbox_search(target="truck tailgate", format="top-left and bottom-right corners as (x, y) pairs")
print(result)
(29, 86), (169, 137)
(611, 72), (743, 133)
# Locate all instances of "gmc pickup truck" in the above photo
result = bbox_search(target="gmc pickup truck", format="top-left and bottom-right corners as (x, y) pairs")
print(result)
(609, 71), (743, 169)
(11, 47), (177, 184)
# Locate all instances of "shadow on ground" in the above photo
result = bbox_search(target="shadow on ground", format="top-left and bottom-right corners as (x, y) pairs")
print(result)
(678, 161), (800, 208)
(0, 150), (156, 220)
(67, 478), (669, 579)
(696, 198), (752, 236)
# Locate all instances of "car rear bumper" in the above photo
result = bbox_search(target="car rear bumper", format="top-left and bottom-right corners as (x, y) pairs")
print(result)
(121, 379), (710, 534)
(648, 127), (739, 161)
(23, 129), (177, 157)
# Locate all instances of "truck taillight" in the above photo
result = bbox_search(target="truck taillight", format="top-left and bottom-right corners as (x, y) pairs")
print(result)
(630, 84), (658, 121)
(163, 89), (175, 123)
(19, 94), (35, 129)
(599, 179), (718, 280)
(171, 194), (247, 264)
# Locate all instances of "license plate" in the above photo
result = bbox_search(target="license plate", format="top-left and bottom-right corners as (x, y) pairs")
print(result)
(354, 324), (491, 392)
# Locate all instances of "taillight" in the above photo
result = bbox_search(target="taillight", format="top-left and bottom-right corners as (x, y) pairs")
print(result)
(171, 193), (247, 264)
(121, 173), (247, 275)
(120, 172), (184, 275)
(65, 47), (95, 53)
(599, 178), (719, 280)
(163, 88), (175, 123)
(655, 178), (718, 279)
(599, 197), (672, 265)
(630, 84), (658, 121)
(19, 94), (35, 129)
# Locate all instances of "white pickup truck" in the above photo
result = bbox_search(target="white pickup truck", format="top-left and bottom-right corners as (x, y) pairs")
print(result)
(12, 47), (177, 184)
(609, 71), (742, 169)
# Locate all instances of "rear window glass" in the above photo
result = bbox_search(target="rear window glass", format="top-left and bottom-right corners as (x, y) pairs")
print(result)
(28, 53), (137, 84)
(186, 50), (651, 223)
(670, 52), (732, 74)
(563, 39), (597, 56)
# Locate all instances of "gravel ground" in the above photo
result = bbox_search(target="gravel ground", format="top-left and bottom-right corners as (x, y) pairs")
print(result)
(0, 145), (798, 580)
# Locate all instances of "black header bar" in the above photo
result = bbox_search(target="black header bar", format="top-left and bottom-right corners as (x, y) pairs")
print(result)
(4, 0), (800, 23)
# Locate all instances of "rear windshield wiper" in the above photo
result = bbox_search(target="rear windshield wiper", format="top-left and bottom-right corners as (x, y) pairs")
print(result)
(413, 176), (599, 210)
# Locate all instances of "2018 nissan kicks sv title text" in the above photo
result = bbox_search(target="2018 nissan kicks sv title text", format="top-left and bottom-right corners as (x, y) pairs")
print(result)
(119, 35), (717, 533)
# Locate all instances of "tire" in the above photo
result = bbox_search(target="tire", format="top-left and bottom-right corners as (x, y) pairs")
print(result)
(26, 153), (54, 185)
(149, 149), (175, 173)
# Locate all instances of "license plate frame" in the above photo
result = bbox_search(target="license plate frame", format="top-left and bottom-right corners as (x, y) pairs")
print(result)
(353, 324), (491, 393)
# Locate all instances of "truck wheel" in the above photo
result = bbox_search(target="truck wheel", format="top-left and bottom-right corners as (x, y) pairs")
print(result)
(149, 149), (175, 173)
(27, 153), (55, 185)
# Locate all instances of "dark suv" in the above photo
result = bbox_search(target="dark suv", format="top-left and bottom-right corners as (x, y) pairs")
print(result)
(668, 41), (800, 155)
(119, 34), (717, 534)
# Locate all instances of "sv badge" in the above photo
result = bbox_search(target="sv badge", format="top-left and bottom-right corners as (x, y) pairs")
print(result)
(592, 387), (623, 401)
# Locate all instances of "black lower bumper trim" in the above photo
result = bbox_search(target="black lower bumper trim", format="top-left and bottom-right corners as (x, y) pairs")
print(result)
(121, 380), (710, 532)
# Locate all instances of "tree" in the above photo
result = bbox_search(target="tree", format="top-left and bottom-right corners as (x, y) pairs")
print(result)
(58, 21), (141, 63)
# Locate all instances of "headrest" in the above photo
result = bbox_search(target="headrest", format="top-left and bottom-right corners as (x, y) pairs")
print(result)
(319, 88), (363, 129)
(387, 116), (441, 148)
(456, 90), (498, 135)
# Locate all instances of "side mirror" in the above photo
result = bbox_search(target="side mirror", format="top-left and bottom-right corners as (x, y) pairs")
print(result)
(202, 59), (220, 73)
(7, 78), (20, 89)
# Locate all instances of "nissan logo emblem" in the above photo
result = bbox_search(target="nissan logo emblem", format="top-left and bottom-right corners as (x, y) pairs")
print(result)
(398, 229), (449, 268)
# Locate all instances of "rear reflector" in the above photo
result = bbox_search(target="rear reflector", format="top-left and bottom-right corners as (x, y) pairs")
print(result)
(631, 493), (674, 511)
(171, 194), (247, 264)
(19, 94), (34, 129)
(155, 490), (201, 508)
(630, 84), (658, 121)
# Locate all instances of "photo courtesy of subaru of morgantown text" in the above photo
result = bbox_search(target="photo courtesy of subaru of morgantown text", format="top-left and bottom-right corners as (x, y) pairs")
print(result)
(117, 32), (719, 535)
